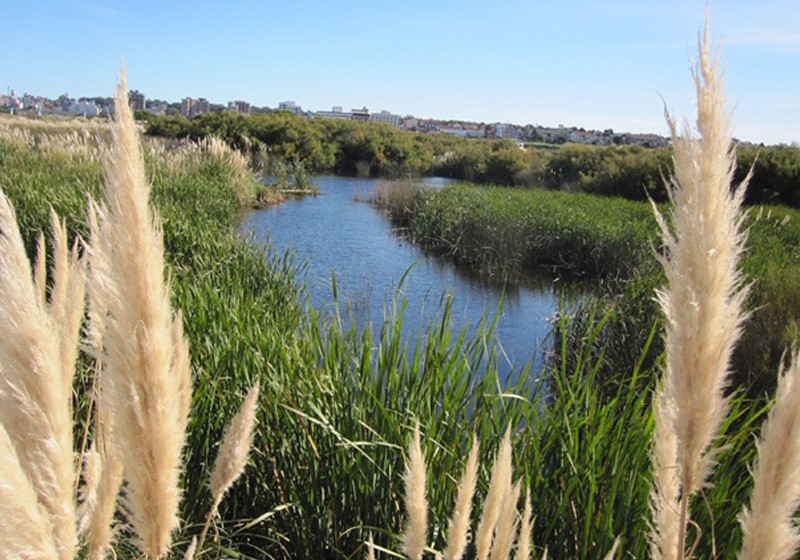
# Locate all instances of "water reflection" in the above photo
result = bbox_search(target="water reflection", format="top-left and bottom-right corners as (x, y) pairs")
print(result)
(240, 176), (561, 377)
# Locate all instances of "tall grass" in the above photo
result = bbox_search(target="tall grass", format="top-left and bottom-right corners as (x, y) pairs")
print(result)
(376, 182), (658, 282)
(1, 15), (796, 560)
(386, 15), (800, 560)
(0, 73), (259, 559)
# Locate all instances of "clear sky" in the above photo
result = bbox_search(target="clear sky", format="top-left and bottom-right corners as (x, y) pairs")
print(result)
(2, 1), (798, 145)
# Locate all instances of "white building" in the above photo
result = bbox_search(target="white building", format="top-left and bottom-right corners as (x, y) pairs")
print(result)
(278, 101), (303, 115)
(401, 116), (418, 130)
(146, 101), (168, 115)
(313, 106), (351, 120)
(181, 97), (196, 117)
(369, 110), (401, 127)
(68, 100), (99, 117)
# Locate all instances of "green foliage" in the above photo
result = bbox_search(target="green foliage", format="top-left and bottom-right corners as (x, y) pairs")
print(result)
(141, 113), (800, 205)
(385, 182), (658, 282)
(0, 139), (103, 253)
(543, 143), (672, 200)
(0, 128), (781, 559)
(378, 181), (800, 394)
(737, 144), (800, 206)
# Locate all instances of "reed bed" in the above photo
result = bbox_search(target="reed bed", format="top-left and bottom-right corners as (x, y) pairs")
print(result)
(1, 15), (797, 560)
(374, 154), (800, 394)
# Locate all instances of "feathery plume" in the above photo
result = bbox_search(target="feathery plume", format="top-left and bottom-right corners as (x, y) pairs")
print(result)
(34, 232), (46, 306)
(47, 211), (86, 404)
(83, 245), (125, 560)
(195, 382), (261, 556)
(0, 422), (59, 559)
(78, 449), (102, 536)
(443, 436), (480, 560)
(82, 440), (123, 560)
(649, 390), (680, 560)
(739, 351), (800, 560)
(209, 381), (260, 503)
(171, 311), (193, 441)
(651, 14), (749, 558)
(490, 480), (521, 560)
(183, 537), (198, 560)
(515, 491), (532, 560)
(475, 427), (513, 560)
(0, 192), (77, 559)
(403, 423), (428, 560)
(86, 66), (192, 558)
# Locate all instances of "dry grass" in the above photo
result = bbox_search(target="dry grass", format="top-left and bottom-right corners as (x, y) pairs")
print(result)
(403, 424), (428, 560)
(197, 381), (261, 554)
(442, 436), (480, 560)
(648, 16), (750, 559)
(0, 191), (78, 559)
(739, 351), (800, 560)
(86, 69), (192, 558)
(0, 71), (258, 559)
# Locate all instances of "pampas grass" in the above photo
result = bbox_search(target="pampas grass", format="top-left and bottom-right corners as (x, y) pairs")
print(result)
(0, 423), (59, 559)
(0, 68), (259, 560)
(476, 428), (513, 560)
(442, 436), (480, 560)
(196, 381), (260, 556)
(649, 15), (750, 559)
(403, 424), (428, 560)
(86, 69), (192, 558)
(396, 427), (540, 560)
(515, 492), (532, 560)
(0, 191), (78, 559)
(738, 351), (800, 560)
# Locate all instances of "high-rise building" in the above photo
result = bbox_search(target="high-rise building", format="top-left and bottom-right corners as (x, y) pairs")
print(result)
(229, 100), (251, 114)
(128, 90), (146, 111)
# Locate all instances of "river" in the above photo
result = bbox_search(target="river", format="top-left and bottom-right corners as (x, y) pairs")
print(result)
(240, 176), (560, 378)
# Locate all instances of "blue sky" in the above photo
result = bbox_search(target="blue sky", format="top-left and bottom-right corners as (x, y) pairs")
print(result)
(3, 1), (799, 144)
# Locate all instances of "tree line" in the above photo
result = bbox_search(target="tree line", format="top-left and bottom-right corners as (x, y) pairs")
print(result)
(136, 110), (800, 207)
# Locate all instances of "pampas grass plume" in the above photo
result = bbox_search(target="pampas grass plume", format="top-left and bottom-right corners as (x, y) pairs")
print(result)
(604, 537), (621, 560)
(87, 67), (192, 558)
(209, 381), (260, 501)
(475, 427), (512, 560)
(515, 491), (532, 560)
(739, 351), (800, 560)
(0, 192), (77, 559)
(83, 445), (123, 560)
(195, 382), (260, 557)
(650, 14), (749, 558)
(443, 435), (480, 560)
(490, 480), (521, 560)
(0, 423), (59, 559)
(366, 533), (376, 560)
(403, 423), (428, 560)
(649, 390), (680, 560)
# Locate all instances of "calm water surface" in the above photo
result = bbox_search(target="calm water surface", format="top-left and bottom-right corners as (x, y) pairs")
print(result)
(240, 176), (559, 377)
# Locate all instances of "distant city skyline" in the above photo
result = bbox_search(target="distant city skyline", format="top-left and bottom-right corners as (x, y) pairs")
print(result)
(3, 1), (798, 145)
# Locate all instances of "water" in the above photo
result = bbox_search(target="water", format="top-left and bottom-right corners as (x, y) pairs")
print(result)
(240, 176), (559, 377)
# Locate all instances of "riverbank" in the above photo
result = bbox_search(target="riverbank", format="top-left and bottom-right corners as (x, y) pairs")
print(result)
(373, 180), (800, 393)
(0, 118), (767, 558)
